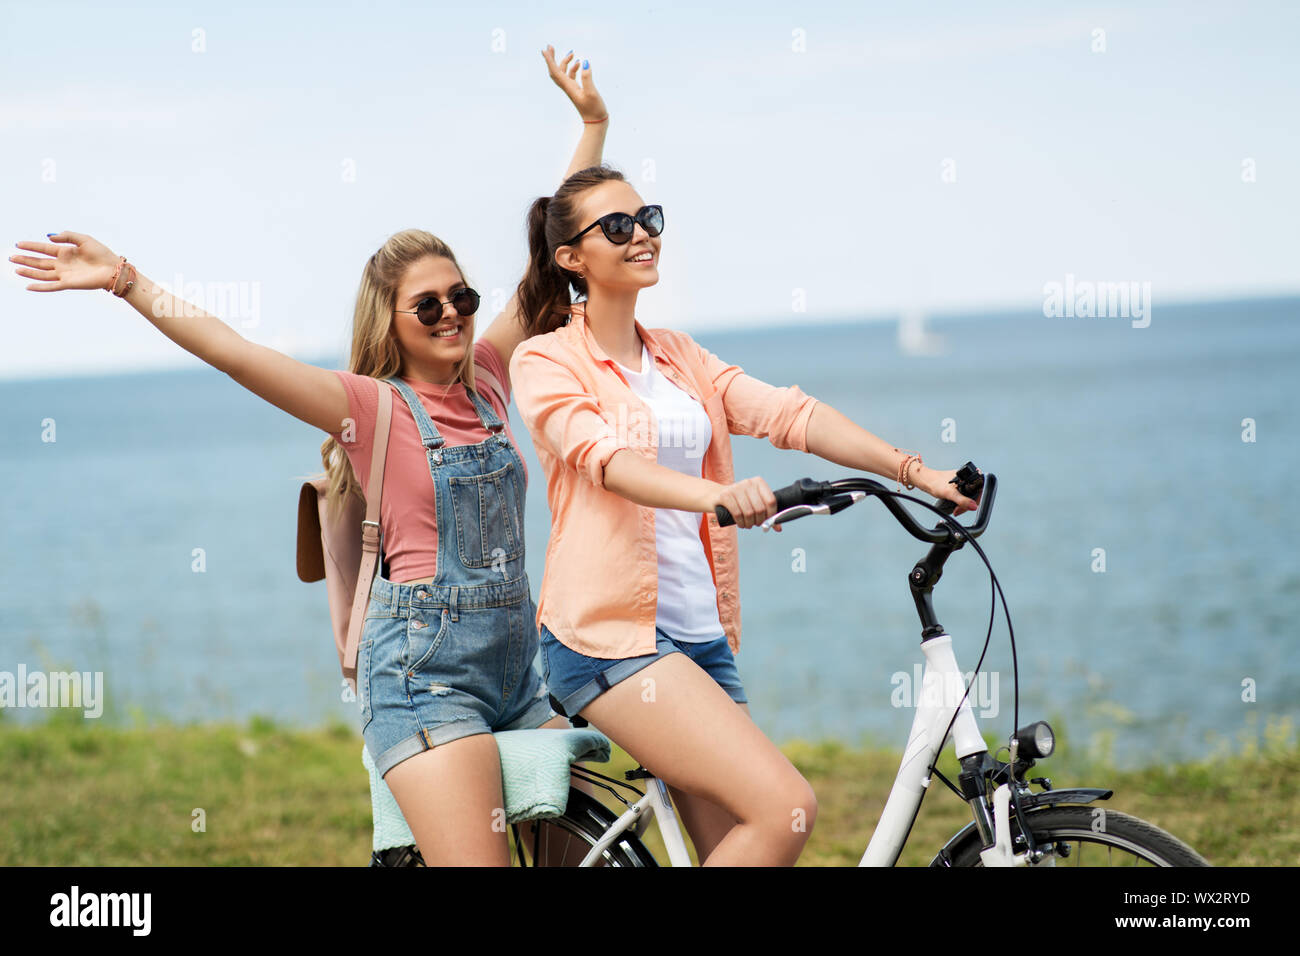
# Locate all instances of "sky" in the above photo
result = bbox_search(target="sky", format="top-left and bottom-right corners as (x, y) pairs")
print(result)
(2, 0), (1297, 378)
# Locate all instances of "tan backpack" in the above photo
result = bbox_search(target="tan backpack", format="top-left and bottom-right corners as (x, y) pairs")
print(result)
(295, 381), (395, 694)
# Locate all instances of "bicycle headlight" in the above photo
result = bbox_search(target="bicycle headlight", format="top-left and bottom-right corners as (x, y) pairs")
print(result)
(1014, 721), (1055, 759)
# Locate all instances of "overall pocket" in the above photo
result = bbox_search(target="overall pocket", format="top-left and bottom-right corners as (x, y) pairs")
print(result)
(447, 462), (525, 569)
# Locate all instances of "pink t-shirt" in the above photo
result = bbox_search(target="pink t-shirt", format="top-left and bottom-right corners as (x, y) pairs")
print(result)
(329, 338), (527, 583)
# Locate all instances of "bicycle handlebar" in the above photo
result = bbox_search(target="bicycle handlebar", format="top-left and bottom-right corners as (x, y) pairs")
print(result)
(713, 461), (994, 545)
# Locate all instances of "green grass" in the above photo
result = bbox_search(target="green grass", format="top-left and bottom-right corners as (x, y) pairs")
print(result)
(2, 707), (1295, 866)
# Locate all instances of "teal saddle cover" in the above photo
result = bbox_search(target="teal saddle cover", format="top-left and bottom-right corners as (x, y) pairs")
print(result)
(364, 728), (611, 851)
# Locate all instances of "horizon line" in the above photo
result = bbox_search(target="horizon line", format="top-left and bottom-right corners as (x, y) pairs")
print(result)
(2, 290), (1295, 385)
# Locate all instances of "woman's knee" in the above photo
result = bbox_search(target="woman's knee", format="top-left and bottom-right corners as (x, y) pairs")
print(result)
(792, 777), (818, 838)
(738, 770), (817, 841)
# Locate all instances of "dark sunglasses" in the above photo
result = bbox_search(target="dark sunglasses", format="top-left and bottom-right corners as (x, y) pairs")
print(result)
(561, 204), (663, 246)
(394, 287), (481, 325)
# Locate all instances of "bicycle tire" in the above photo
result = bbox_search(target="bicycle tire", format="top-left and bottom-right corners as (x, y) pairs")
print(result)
(945, 806), (1211, 867)
(369, 844), (425, 867)
(512, 788), (660, 867)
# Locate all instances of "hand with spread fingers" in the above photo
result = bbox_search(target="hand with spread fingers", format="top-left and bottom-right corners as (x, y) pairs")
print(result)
(10, 231), (120, 292)
(542, 44), (607, 124)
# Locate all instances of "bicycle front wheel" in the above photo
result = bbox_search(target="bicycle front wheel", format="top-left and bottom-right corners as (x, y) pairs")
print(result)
(511, 789), (660, 867)
(946, 806), (1210, 866)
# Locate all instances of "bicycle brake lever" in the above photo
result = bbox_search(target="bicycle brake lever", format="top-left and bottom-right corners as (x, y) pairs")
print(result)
(760, 505), (817, 531)
(759, 492), (868, 531)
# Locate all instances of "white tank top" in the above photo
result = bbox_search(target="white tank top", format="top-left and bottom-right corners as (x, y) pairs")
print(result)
(614, 344), (725, 642)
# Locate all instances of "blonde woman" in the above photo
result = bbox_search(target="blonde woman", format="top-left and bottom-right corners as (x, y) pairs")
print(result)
(10, 48), (609, 866)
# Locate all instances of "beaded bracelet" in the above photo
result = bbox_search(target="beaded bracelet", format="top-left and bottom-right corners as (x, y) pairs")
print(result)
(894, 449), (923, 491)
(902, 454), (922, 490)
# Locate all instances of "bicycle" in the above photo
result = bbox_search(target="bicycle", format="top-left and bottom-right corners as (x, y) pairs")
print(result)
(378, 462), (1211, 867)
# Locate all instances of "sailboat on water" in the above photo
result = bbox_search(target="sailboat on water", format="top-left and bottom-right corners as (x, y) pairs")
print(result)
(896, 308), (947, 356)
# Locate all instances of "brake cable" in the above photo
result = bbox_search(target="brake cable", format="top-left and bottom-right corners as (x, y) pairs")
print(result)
(784, 484), (1019, 788)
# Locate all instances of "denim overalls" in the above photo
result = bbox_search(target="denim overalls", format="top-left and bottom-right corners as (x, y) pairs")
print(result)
(358, 376), (553, 778)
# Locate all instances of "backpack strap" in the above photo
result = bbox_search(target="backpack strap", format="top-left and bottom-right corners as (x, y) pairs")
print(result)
(343, 379), (394, 677)
(473, 365), (505, 408)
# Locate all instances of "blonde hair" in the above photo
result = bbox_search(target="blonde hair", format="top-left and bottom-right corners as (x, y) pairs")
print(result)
(319, 228), (477, 514)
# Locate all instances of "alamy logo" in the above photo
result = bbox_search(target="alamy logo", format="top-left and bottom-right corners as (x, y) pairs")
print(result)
(1042, 273), (1151, 328)
(49, 886), (151, 935)
(890, 664), (1000, 718)
(150, 273), (262, 329)
(0, 666), (103, 718)
(609, 401), (710, 459)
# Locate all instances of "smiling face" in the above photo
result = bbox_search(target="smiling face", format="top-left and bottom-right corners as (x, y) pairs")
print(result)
(389, 254), (474, 383)
(554, 180), (661, 293)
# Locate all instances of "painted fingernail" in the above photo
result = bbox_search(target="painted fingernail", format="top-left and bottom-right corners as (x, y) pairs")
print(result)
(46, 233), (56, 237)
(566, 49), (572, 56)
(582, 59), (589, 69)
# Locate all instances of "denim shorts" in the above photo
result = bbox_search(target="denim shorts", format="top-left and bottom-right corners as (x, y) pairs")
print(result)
(358, 575), (555, 778)
(540, 623), (747, 720)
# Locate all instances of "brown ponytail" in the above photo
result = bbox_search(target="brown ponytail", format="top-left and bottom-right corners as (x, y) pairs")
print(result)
(516, 163), (628, 338)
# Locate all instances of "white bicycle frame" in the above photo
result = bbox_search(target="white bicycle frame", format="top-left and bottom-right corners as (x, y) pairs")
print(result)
(577, 773), (694, 867)
(576, 627), (1027, 867)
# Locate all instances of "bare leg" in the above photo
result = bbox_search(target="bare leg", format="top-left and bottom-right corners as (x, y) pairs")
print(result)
(580, 655), (817, 866)
(383, 733), (510, 866)
(666, 702), (754, 860)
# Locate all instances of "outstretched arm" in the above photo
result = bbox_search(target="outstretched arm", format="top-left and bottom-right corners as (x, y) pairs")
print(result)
(693, 341), (982, 515)
(10, 232), (350, 434)
(480, 45), (608, 380)
(600, 405), (982, 525)
(803, 403), (981, 514)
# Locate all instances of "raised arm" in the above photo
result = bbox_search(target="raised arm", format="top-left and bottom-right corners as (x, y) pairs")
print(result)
(10, 232), (350, 434)
(480, 45), (608, 380)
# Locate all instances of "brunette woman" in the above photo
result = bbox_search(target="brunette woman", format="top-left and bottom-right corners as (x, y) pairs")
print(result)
(509, 165), (981, 865)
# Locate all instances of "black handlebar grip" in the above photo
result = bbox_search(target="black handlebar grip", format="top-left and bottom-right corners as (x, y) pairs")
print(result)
(715, 479), (816, 528)
(935, 461), (984, 515)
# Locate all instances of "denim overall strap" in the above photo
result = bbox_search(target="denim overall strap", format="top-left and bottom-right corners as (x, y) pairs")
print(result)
(381, 374), (527, 583)
(465, 386), (506, 435)
(385, 376), (448, 460)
